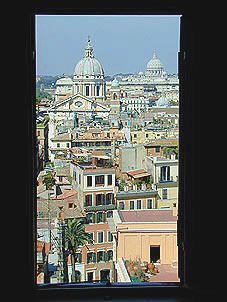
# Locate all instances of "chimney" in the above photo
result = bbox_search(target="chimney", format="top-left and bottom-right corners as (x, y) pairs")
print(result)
(173, 203), (178, 217)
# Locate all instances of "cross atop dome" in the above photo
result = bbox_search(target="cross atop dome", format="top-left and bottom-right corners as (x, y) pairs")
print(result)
(84, 36), (94, 58)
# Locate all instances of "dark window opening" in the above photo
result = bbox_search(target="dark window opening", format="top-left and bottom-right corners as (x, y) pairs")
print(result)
(150, 246), (160, 263)
(95, 175), (104, 186)
(87, 272), (94, 282)
(85, 194), (92, 206)
(107, 175), (112, 185)
(100, 269), (110, 281)
(130, 200), (134, 210)
(87, 176), (92, 187)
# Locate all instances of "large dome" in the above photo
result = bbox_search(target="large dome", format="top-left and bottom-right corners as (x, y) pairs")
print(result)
(156, 96), (170, 107)
(74, 39), (104, 77)
(56, 76), (73, 85)
(147, 52), (163, 69)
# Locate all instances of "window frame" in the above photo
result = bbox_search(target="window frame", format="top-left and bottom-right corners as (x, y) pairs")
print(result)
(27, 9), (207, 300)
(97, 231), (104, 243)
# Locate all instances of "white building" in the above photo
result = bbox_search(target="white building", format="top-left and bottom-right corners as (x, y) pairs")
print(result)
(73, 38), (106, 101)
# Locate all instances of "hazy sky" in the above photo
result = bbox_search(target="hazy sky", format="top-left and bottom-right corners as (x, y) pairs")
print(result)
(36, 15), (180, 76)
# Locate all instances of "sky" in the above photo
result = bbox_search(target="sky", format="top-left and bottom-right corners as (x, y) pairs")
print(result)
(36, 15), (180, 76)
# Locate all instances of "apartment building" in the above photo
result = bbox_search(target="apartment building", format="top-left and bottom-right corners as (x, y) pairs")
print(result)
(145, 156), (178, 209)
(108, 207), (178, 271)
(69, 155), (116, 281)
(116, 189), (158, 211)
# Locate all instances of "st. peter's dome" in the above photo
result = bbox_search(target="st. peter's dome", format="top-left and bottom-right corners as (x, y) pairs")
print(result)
(146, 52), (163, 70)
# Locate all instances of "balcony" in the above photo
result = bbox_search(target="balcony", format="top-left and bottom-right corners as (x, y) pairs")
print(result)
(84, 203), (115, 212)
(159, 176), (174, 183)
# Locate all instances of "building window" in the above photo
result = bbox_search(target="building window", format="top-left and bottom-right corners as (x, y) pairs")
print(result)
(87, 176), (92, 187)
(66, 143), (70, 148)
(146, 134), (149, 138)
(160, 166), (170, 182)
(68, 202), (73, 209)
(85, 194), (92, 206)
(162, 189), (168, 199)
(134, 134), (137, 138)
(147, 199), (153, 209)
(107, 250), (113, 261)
(75, 252), (82, 263)
(96, 211), (105, 223)
(78, 174), (81, 184)
(107, 211), (113, 218)
(96, 85), (100, 96)
(107, 175), (112, 186)
(118, 202), (124, 210)
(96, 194), (105, 206)
(97, 251), (105, 262)
(107, 231), (113, 242)
(130, 200), (135, 210)
(156, 146), (160, 152)
(57, 143), (60, 148)
(87, 233), (94, 244)
(85, 85), (90, 96)
(97, 231), (104, 243)
(73, 171), (76, 181)
(106, 193), (114, 205)
(87, 252), (96, 264)
(137, 200), (142, 209)
(95, 175), (104, 186)
(86, 212), (93, 224)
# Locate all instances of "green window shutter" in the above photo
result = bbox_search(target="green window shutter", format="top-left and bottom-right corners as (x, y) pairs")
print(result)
(103, 212), (106, 223)
(103, 252), (107, 262)
(92, 252), (96, 263)
(92, 213), (96, 223)
(78, 253), (82, 263)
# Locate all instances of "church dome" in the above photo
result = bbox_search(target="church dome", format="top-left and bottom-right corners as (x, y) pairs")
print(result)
(56, 76), (73, 85)
(156, 96), (170, 107)
(74, 39), (104, 77)
(111, 78), (119, 86)
(147, 52), (163, 69)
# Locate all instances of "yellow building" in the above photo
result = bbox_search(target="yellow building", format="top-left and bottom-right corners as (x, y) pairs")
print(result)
(130, 128), (169, 145)
(108, 207), (178, 266)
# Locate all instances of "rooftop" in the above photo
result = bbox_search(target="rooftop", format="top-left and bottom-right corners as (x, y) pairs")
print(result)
(126, 169), (151, 179)
(116, 190), (157, 200)
(119, 209), (177, 223)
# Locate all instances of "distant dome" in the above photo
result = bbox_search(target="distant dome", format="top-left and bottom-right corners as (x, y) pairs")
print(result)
(156, 96), (170, 107)
(138, 71), (143, 76)
(56, 77), (73, 85)
(147, 52), (163, 69)
(74, 39), (104, 77)
(111, 78), (119, 86)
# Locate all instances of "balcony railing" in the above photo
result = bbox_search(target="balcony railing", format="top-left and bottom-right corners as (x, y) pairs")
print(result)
(159, 176), (174, 183)
(84, 204), (115, 212)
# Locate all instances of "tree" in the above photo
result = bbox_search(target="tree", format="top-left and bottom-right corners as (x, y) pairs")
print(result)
(43, 172), (55, 189)
(65, 219), (93, 282)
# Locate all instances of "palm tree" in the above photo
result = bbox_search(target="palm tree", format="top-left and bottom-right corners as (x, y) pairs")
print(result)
(65, 218), (93, 282)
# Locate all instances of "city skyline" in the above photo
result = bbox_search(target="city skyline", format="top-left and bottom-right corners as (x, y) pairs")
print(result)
(36, 15), (180, 76)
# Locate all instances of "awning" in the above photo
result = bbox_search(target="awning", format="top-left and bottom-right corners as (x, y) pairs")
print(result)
(132, 172), (151, 179)
(92, 155), (110, 160)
